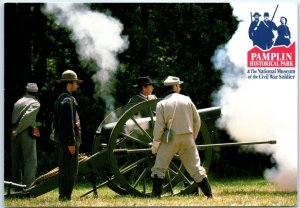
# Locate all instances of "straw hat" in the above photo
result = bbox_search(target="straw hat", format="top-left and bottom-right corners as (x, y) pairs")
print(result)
(163, 76), (184, 86)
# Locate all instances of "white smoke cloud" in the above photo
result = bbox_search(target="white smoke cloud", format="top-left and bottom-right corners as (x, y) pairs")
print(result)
(43, 3), (129, 111)
(212, 3), (297, 191)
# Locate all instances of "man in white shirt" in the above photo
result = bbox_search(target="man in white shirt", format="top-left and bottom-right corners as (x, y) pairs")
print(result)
(151, 76), (213, 198)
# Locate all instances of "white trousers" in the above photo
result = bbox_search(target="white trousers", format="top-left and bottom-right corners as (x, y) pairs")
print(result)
(151, 133), (207, 183)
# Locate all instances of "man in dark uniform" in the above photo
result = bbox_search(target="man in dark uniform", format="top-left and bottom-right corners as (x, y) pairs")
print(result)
(248, 12), (262, 47)
(53, 70), (83, 201)
(257, 12), (277, 50)
(128, 76), (157, 104)
(127, 76), (157, 117)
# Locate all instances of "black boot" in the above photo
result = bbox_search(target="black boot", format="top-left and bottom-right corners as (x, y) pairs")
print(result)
(198, 177), (213, 198)
(151, 175), (163, 198)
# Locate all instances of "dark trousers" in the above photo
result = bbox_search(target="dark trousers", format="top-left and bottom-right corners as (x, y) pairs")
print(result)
(58, 143), (78, 198)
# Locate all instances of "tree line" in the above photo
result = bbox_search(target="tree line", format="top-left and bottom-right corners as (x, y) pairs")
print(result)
(4, 3), (272, 179)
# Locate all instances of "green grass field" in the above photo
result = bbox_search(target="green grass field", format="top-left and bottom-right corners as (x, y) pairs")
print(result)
(4, 177), (297, 207)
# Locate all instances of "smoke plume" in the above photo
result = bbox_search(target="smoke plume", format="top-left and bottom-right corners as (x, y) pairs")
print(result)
(43, 3), (129, 111)
(212, 3), (297, 191)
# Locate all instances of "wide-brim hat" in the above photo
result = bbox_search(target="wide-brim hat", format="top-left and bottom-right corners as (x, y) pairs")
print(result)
(56, 70), (83, 84)
(163, 76), (184, 86)
(253, 12), (261, 17)
(133, 76), (156, 87)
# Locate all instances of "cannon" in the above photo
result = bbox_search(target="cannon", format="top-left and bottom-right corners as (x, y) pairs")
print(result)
(5, 99), (276, 198)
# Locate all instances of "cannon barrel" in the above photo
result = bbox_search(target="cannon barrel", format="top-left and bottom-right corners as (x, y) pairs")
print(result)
(113, 140), (277, 154)
(197, 106), (221, 119)
(97, 106), (221, 137)
(196, 139), (276, 149)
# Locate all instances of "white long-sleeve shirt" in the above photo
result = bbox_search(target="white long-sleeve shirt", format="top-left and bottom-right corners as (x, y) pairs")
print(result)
(12, 94), (40, 134)
(153, 93), (200, 142)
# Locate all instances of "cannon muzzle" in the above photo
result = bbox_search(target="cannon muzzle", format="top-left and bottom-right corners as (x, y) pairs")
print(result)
(196, 139), (277, 150)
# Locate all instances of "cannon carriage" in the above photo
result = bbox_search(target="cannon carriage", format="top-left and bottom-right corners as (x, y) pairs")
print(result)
(5, 99), (276, 198)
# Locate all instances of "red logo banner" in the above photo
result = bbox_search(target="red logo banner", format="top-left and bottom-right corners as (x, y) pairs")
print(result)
(247, 42), (295, 68)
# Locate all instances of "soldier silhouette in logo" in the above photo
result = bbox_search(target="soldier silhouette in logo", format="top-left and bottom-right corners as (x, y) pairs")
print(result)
(256, 12), (277, 50)
(274, 16), (291, 46)
(248, 12), (261, 47)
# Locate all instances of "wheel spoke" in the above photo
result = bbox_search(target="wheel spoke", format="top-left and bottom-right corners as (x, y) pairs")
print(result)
(166, 170), (174, 195)
(119, 132), (150, 147)
(130, 117), (153, 142)
(133, 167), (148, 188)
(148, 107), (155, 129)
(168, 166), (177, 175)
(143, 178), (146, 193)
(119, 155), (151, 174)
(170, 162), (193, 185)
(115, 136), (127, 146)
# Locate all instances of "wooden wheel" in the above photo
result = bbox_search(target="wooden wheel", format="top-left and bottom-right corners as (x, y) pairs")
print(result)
(91, 103), (142, 195)
(107, 100), (215, 197)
